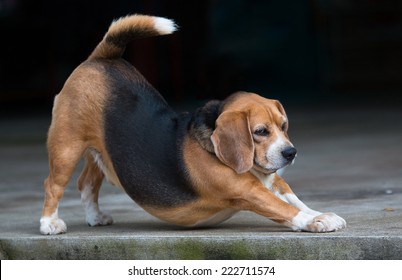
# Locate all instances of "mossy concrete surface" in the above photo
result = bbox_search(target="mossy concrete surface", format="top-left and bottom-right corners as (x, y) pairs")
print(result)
(1, 109), (402, 260)
(1, 236), (401, 260)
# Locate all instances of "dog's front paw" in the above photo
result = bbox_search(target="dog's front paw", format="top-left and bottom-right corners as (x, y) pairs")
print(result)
(40, 217), (67, 235)
(86, 212), (113, 227)
(291, 212), (346, 233)
(305, 212), (346, 232)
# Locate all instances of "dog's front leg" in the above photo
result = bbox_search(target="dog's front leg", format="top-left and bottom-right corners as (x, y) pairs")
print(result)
(234, 175), (346, 232)
(262, 173), (346, 232)
(272, 174), (346, 232)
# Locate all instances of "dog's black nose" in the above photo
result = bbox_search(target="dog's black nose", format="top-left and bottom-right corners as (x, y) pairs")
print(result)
(282, 147), (297, 161)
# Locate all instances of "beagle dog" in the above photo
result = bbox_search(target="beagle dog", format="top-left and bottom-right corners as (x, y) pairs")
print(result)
(40, 14), (346, 235)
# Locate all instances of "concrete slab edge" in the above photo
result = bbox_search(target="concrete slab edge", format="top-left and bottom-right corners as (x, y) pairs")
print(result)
(1, 236), (401, 260)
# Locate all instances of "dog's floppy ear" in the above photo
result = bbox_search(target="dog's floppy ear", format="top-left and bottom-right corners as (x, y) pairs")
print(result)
(274, 99), (287, 118)
(211, 111), (254, 174)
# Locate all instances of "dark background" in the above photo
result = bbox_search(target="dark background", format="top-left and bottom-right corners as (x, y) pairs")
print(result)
(1, 0), (402, 116)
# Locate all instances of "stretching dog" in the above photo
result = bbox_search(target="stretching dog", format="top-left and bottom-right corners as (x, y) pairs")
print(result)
(40, 14), (346, 235)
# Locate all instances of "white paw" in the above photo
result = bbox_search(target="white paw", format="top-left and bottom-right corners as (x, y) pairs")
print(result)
(86, 212), (113, 227)
(305, 212), (346, 232)
(40, 217), (67, 235)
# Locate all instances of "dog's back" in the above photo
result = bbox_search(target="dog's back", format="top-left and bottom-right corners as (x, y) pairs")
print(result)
(41, 15), (195, 235)
(100, 58), (197, 207)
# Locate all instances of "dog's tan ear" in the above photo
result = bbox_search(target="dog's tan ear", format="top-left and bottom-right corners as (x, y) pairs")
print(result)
(211, 111), (254, 174)
(274, 99), (287, 118)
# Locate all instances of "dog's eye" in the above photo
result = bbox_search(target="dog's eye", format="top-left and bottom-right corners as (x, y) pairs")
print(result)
(254, 127), (269, 137)
(281, 122), (288, 131)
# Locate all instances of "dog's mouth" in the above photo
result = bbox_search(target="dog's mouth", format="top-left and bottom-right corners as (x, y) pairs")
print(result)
(253, 158), (293, 174)
(253, 160), (281, 175)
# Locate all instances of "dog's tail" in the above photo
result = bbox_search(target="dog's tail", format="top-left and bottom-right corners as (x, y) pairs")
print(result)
(89, 14), (177, 60)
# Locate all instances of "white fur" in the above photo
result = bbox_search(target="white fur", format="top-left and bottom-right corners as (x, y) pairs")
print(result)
(292, 212), (346, 232)
(89, 149), (121, 188)
(251, 170), (346, 232)
(265, 137), (284, 169)
(265, 135), (293, 170)
(283, 193), (322, 216)
(39, 209), (67, 235)
(290, 211), (315, 231)
(89, 150), (109, 180)
(251, 170), (321, 215)
(81, 183), (113, 226)
(154, 17), (177, 35)
(250, 171), (276, 192)
(250, 171), (316, 215)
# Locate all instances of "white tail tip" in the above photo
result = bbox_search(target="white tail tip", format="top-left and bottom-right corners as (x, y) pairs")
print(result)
(154, 17), (178, 35)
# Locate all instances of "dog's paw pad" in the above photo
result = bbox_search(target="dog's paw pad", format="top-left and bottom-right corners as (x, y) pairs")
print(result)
(40, 217), (67, 235)
(87, 212), (113, 227)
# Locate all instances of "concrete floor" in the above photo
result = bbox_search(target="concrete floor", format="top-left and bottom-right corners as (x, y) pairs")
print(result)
(0, 107), (401, 259)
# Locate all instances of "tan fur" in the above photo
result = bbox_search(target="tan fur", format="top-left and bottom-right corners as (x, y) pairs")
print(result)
(211, 111), (254, 174)
(147, 94), (301, 227)
(40, 14), (346, 234)
(40, 14), (179, 235)
(90, 15), (175, 60)
(42, 64), (122, 219)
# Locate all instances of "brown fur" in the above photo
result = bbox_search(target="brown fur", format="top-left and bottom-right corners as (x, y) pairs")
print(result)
(143, 93), (300, 227)
(40, 14), (346, 235)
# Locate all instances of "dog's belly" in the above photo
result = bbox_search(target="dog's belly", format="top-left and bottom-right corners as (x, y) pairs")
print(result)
(191, 209), (238, 227)
(148, 206), (239, 227)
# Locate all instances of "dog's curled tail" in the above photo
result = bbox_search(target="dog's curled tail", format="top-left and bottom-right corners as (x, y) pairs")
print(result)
(89, 14), (177, 60)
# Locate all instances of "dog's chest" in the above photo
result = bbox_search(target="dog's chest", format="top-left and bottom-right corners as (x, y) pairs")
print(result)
(250, 170), (276, 191)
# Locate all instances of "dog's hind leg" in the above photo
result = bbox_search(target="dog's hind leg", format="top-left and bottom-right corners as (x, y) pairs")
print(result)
(77, 153), (113, 227)
(40, 140), (86, 235)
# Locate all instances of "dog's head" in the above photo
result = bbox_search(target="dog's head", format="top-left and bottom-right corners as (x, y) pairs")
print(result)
(211, 92), (296, 174)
